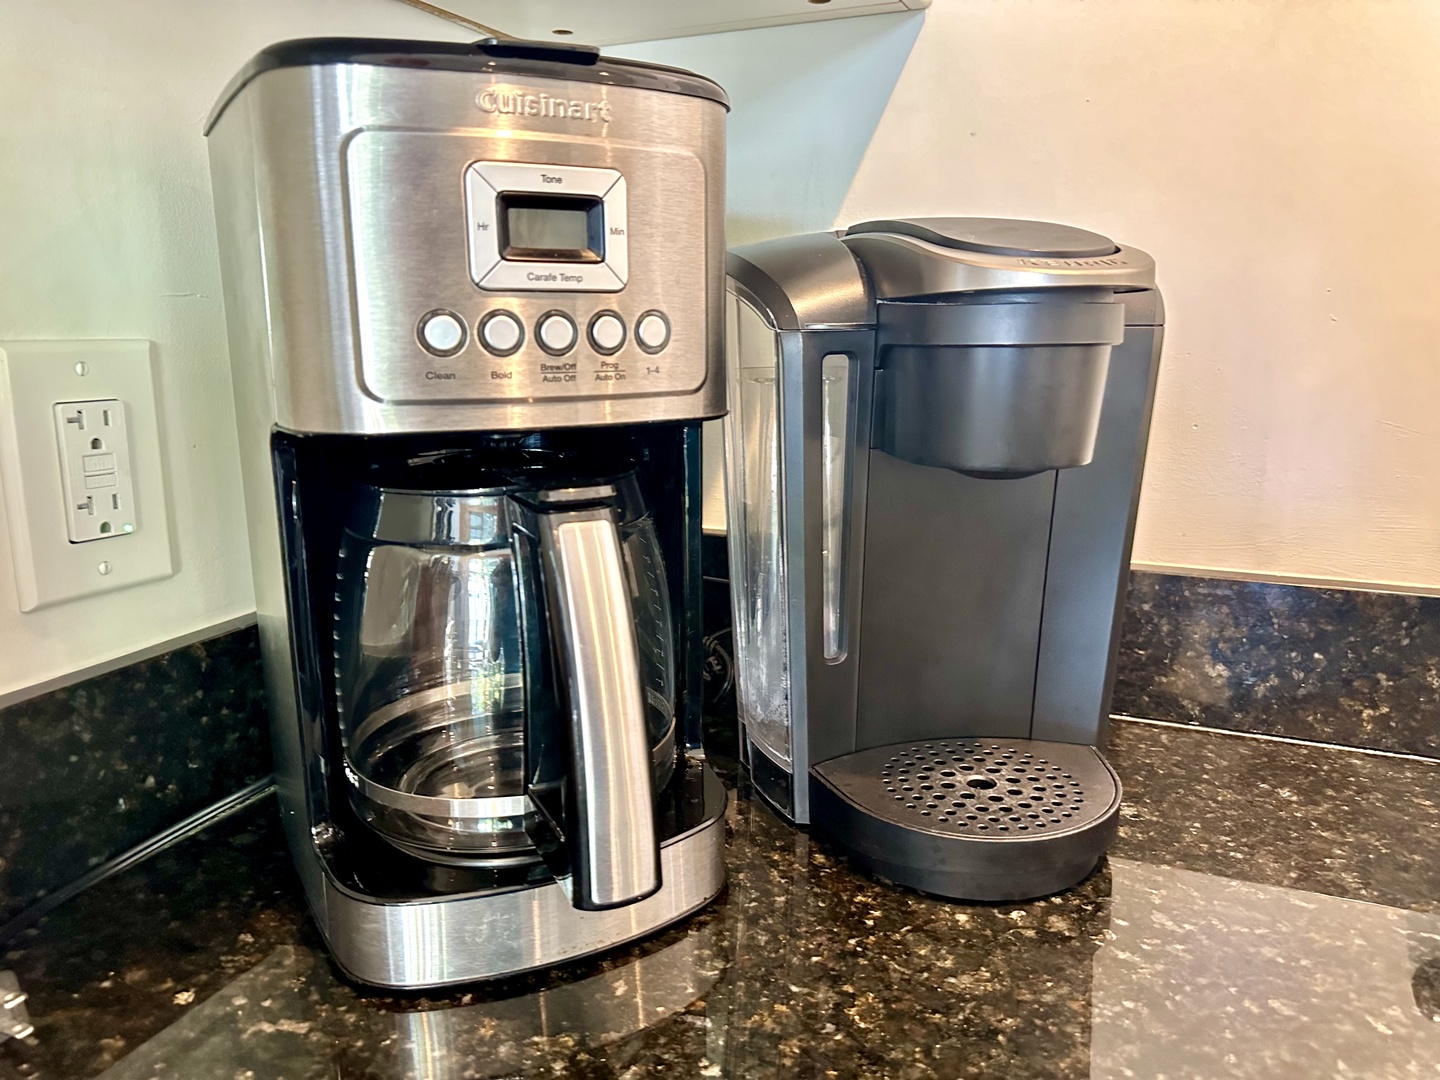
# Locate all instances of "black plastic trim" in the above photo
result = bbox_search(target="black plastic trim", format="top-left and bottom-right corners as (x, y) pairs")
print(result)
(205, 36), (729, 135)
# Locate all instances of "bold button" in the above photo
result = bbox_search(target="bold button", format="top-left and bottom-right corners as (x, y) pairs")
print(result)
(588, 312), (626, 354)
(538, 313), (578, 355)
(479, 311), (523, 356)
(636, 311), (670, 353)
(419, 311), (465, 356)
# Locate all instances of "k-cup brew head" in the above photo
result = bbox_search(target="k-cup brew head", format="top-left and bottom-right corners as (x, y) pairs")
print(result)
(843, 218), (1154, 477)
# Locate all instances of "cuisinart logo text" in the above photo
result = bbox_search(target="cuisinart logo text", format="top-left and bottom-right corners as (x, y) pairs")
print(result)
(477, 89), (612, 124)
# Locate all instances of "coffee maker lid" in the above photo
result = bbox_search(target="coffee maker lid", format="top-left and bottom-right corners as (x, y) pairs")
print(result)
(205, 36), (728, 135)
(841, 216), (1155, 299)
(847, 217), (1118, 259)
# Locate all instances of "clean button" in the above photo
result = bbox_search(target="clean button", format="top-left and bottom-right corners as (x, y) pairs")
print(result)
(538, 313), (578, 355)
(418, 311), (465, 355)
(589, 312), (626, 354)
(636, 311), (670, 353)
(480, 311), (524, 356)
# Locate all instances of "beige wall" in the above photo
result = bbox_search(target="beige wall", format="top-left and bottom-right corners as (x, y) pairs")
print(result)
(838, 0), (1440, 593)
(0, 1), (472, 698)
(633, 0), (1440, 594)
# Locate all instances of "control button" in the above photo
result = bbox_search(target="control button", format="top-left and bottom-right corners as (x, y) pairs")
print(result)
(479, 311), (524, 356)
(418, 310), (466, 356)
(588, 311), (626, 355)
(537, 312), (578, 356)
(636, 311), (671, 353)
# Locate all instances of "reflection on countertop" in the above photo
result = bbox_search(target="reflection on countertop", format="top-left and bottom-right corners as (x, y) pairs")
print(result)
(3, 719), (1440, 1080)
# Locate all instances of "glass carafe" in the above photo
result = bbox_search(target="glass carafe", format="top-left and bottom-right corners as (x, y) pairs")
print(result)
(334, 463), (675, 910)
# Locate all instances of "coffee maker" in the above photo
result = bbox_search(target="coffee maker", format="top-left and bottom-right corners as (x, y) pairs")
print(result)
(724, 218), (1162, 900)
(206, 37), (728, 987)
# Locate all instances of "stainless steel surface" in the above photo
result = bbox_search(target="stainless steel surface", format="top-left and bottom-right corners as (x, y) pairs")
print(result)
(212, 44), (725, 986)
(726, 233), (873, 331)
(207, 62), (726, 435)
(841, 229), (1156, 300)
(319, 787), (725, 988)
(0, 971), (33, 1043)
(373, 490), (509, 544)
(542, 510), (659, 909)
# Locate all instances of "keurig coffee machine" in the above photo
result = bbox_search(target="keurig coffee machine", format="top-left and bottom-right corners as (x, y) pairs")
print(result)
(207, 37), (729, 987)
(724, 218), (1162, 900)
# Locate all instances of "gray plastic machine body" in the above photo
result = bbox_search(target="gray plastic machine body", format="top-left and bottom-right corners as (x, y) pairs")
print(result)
(723, 219), (1163, 900)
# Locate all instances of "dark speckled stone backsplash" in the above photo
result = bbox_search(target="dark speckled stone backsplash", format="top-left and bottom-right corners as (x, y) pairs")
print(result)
(0, 627), (270, 924)
(3, 562), (1432, 935)
(1112, 572), (1440, 759)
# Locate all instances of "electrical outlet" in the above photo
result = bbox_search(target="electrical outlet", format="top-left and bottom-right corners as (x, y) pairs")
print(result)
(54, 399), (138, 542)
(0, 341), (174, 610)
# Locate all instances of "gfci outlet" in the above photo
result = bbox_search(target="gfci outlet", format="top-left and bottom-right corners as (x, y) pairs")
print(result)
(54, 400), (137, 542)
(0, 341), (175, 610)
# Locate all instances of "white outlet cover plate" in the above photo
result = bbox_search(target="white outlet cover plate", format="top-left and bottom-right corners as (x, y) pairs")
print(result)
(0, 340), (175, 611)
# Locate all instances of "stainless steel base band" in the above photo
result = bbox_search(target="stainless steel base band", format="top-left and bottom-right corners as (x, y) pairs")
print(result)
(314, 795), (727, 988)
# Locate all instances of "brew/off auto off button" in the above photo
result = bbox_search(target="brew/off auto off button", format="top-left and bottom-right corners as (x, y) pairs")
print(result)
(538, 312), (578, 356)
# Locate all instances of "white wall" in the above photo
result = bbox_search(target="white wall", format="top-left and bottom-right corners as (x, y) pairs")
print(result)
(0, 0), (474, 699)
(629, 0), (1440, 594)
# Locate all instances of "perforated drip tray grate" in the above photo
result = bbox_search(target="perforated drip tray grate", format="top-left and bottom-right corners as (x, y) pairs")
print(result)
(809, 738), (1122, 901)
(880, 740), (1106, 835)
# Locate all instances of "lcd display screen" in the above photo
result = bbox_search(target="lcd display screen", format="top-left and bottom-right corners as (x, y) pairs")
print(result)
(498, 193), (604, 263)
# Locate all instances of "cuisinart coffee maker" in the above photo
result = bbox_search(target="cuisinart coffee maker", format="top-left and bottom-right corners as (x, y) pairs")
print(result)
(724, 218), (1162, 900)
(206, 38), (728, 987)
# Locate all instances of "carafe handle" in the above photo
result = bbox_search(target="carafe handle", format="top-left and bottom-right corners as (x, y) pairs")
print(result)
(532, 501), (661, 910)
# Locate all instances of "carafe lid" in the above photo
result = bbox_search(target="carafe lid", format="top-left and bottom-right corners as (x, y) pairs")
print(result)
(205, 36), (728, 135)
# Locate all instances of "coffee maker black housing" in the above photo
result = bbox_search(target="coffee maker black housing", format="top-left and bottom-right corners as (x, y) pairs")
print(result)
(725, 218), (1163, 901)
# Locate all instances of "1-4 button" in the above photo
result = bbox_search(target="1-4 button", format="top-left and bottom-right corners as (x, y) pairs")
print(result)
(588, 312), (626, 355)
(479, 311), (523, 356)
(636, 311), (671, 353)
(538, 312), (578, 356)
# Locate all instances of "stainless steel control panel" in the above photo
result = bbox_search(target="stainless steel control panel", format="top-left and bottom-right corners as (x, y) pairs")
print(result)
(346, 130), (708, 406)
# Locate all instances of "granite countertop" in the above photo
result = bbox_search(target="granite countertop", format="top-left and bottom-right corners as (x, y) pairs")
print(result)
(3, 718), (1440, 1080)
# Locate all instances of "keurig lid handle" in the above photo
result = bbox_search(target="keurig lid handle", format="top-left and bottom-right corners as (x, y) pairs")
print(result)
(845, 217), (1119, 259)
